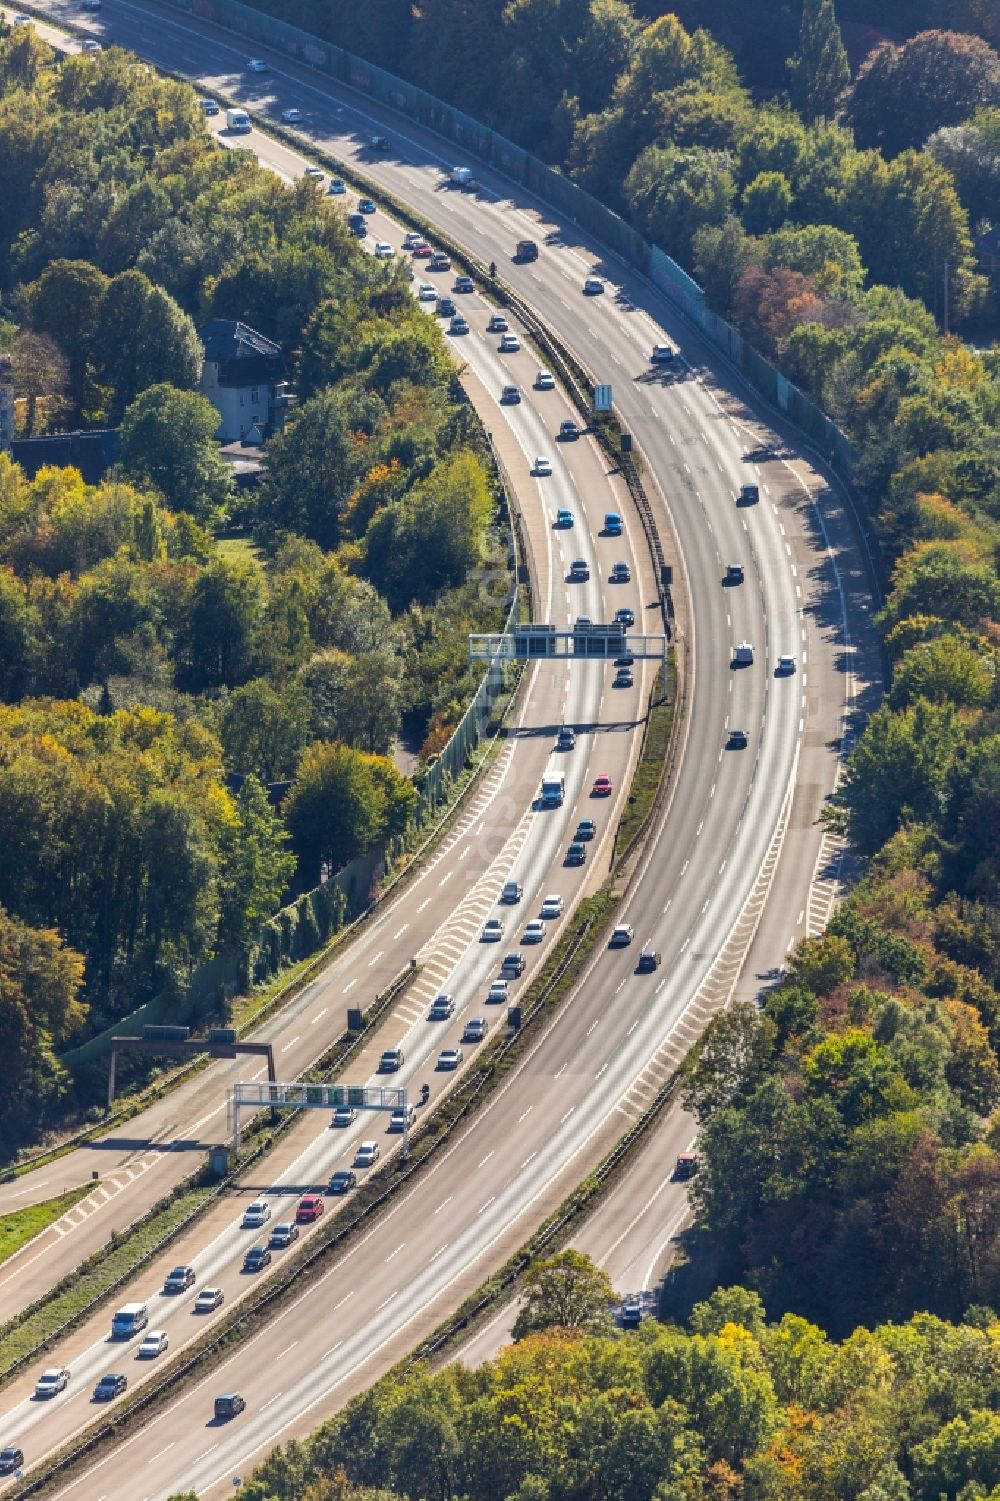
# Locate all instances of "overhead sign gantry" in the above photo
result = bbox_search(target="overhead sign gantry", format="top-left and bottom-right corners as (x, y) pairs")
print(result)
(469, 622), (668, 662)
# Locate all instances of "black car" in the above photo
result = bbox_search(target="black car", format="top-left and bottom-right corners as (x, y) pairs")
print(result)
(565, 842), (586, 866)
(243, 1244), (272, 1273)
(0, 1448), (24, 1475)
(330, 1169), (357, 1194)
(437, 296), (456, 317)
(454, 275), (474, 294)
(620, 1298), (643, 1329)
(370, 135), (391, 151)
(614, 654), (634, 668)
(728, 727), (749, 749)
(637, 949), (661, 972)
(215, 1393), (246, 1421)
(575, 819), (596, 841)
(93, 1373), (127, 1402)
(725, 563), (745, 585)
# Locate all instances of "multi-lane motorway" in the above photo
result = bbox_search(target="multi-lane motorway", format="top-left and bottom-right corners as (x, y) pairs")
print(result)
(0, 3), (881, 1494)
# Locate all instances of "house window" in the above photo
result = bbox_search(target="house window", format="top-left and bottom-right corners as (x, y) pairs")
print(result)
(240, 394), (245, 406)
(251, 387), (259, 403)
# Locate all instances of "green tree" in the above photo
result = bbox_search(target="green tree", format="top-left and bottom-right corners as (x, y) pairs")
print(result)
(90, 270), (201, 423)
(889, 634), (994, 709)
(624, 143), (736, 264)
(283, 740), (412, 885)
(25, 258), (108, 414)
(741, 172), (793, 235)
(257, 389), (363, 550)
(219, 677), (312, 781)
(512, 1250), (616, 1340)
(218, 775), (296, 951)
(838, 700), (965, 854)
(787, 0), (850, 123)
(120, 384), (233, 525)
(183, 557), (265, 691)
(682, 1002), (774, 1124)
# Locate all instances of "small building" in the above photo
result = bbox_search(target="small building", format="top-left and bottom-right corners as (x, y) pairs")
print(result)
(199, 319), (293, 443)
(10, 428), (120, 484)
(975, 224), (1000, 285)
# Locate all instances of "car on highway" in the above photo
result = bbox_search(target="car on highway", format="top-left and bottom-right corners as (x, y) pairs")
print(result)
(620, 1296), (643, 1327)
(358, 197), (376, 215)
(650, 343), (675, 364)
(242, 1199), (271, 1228)
(379, 1047), (405, 1072)
(269, 1222), (299, 1248)
(609, 924), (635, 947)
(501, 879), (523, 903)
(725, 562), (744, 585)
(330, 1169), (357, 1194)
(411, 240), (433, 257)
(637, 948), (661, 972)
(163, 1264), (195, 1293)
(728, 727), (749, 749)
(370, 134), (391, 151)
(247, 57), (267, 71)
(554, 507), (573, 528)
(82, 38), (101, 51)
(488, 313), (509, 332)
(565, 841), (586, 866)
(463, 1017), (489, 1043)
(583, 276), (605, 294)
(482, 917), (504, 941)
(402, 232), (424, 249)
(347, 212), (367, 238)
(575, 818), (596, 841)
(558, 420), (580, 440)
(777, 654), (797, 674)
(738, 482), (759, 504)
(499, 332), (521, 352)
(137, 1331), (169, 1358)
(540, 894), (564, 919)
(557, 725), (576, 749)
(437, 296), (456, 317)
(388, 1105), (416, 1132)
(428, 251), (451, 269)
(200, 97), (220, 115)
(603, 511), (623, 536)
(501, 951), (526, 975)
(454, 274), (474, 293)
(535, 369), (555, 390)
(523, 919), (545, 943)
(614, 666), (634, 688)
(429, 993), (456, 1019)
(674, 1152), (699, 1179)
(243, 1244), (272, 1273)
(374, 240), (394, 258)
(501, 384), (521, 404)
(215, 1393), (246, 1421)
(332, 1105), (357, 1126)
(418, 284), (438, 303)
(281, 107), (303, 123)
(533, 457), (552, 476)
(34, 1368), (70, 1399)
(355, 1140), (380, 1167)
(0, 1447), (24, 1475)
(568, 559), (589, 581)
(437, 1047), (464, 1070)
(296, 1195), (325, 1223)
(592, 774), (613, 796)
(487, 979), (509, 1004)
(615, 652), (635, 667)
(611, 560), (631, 582)
(12, 14), (30, 22)
(328, 177), (347, 194)
(93, 1373), (127, 1402)
(194, 1288), (224, 1313)
(515, 238), (538, 261)
(449, 314), (469, 335)
(614, 607), (635, 627)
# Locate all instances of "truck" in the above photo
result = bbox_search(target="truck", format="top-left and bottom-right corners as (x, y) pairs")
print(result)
(604, 511), (623, 537)
(111, 1302), (148, 1339)
(515, 239), (538, 262)
(225, 108), (251, 133)
(449, 165), (476, 189)
(539, 774), (565, 808)
(347, 212), (367, 237)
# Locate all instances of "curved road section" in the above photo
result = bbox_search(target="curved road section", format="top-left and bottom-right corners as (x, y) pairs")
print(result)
(0, 5), (881, 1497)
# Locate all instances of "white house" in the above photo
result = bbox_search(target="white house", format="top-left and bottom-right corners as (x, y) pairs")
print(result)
(198, 319), (292, 443)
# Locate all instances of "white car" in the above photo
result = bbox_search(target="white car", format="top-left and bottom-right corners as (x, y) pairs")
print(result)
(534, 457), (552, 477)
(355, 1140), (380, 1167)
(328, 178), (347, 195)
(610, 924), (635, 947)
(194, 1288), (224, 1313)
(281, 108), (303, 123)
(651, 343), (675, 364)
(463, 1017), (489, 1043)
(138, 1331), (169, 1359)
(242, 1199), (271, 1228)
(482, 917), (504, 942)
(82, 39), (101, 52)
(374, 240), (394, 259)
(523, 919), (546, 943)
(402, 232), (424, 249)
(488, 314), (509, 332)
(449, 314), (469, 335)
(583, 276), (605, 295)
(332, 1106), (357, 1127)
(499, 333), (521, 352)
(535, 370), (555, 390)
(487, 980), (509, 1004)
(247, 57), (267, 72)
(437, 1047), (464, 1070)
(418, 282), (437, 301)
(539, 894), (564, 919)
(303, 165), (324, 181)
(34, 1368), (70, 1399)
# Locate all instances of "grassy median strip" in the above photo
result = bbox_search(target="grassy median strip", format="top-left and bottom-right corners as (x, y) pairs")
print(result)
(615, 656), (676, 863)
(0, 1186), (92, 1271)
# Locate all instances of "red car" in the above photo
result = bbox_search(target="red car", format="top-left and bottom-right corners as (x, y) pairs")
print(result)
(411, 242), (433, 258)
(295, 1195), (324, 1223)
(592, 775), (613, 797)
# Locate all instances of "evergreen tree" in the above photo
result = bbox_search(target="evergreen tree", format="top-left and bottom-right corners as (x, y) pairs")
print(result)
(788, 0), (850, 122)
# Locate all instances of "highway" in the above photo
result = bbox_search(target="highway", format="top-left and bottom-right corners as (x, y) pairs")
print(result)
(0, 3), (881, 1495)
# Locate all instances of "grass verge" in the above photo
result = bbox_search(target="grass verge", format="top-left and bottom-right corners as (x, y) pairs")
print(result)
(614, 655), (676, 863)
(0, 1186), (91, 1271)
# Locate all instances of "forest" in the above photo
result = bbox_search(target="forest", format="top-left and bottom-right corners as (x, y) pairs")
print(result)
(0, 29), (505, 1146)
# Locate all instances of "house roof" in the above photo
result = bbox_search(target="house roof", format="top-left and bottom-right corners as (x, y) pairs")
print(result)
(200, 319), (282, 364)
(11, 429), (119, 485)
(975, 223), (1000, 257)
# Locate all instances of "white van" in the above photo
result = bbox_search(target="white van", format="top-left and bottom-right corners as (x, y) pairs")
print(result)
(225, 108), (251, 134)
(111, 1302), (148, 1339)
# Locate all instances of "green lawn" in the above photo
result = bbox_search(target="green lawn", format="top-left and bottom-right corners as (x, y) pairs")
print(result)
(0, 1183), (92, 1269)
